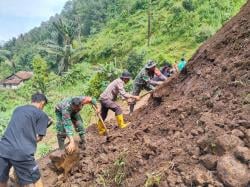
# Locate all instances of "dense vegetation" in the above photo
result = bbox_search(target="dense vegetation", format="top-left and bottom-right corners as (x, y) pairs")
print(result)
(0, 0), (246, 140)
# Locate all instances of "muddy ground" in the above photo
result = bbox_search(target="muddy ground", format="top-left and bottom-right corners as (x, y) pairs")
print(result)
(39, 1), (250, 186)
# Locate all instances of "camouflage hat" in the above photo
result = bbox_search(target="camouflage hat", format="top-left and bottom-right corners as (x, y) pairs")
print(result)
(145, 60), (156, 69)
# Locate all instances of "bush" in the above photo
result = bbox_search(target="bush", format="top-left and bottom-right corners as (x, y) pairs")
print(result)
(61, 63), (91, 85)
(86, 73), (107, 98)
(125, 51), (145, 79)
(0, 120), (8, 137)
(195, 26), (213, 43)
(171, 4), (183, 17)
(182, 0), (195, 12)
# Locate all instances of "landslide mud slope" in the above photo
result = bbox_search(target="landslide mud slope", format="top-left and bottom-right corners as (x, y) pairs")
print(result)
(39, 1), (250, 186)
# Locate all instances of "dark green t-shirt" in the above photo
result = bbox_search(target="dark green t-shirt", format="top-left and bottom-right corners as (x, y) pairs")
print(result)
(0, 105), (48, 161)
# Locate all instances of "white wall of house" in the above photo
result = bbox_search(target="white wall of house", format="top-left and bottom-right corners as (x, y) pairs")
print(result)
(1, 81), (24, 89)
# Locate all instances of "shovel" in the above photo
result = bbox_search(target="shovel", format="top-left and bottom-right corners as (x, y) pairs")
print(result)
(127, 90), (153, 105)
(140, 90), (154, 98)
(92, 105), (111, 142)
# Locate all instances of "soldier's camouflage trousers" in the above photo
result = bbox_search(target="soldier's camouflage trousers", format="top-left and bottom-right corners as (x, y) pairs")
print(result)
(55, 110), (85, 149)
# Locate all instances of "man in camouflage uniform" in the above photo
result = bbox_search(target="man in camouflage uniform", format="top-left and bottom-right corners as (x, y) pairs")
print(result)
(129, 60), (166, 114)
(55, 96), (97, 153)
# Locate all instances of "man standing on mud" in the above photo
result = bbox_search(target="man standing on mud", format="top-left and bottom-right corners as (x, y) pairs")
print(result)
(129, 60), (166, 114)
(0, 93), (49, 187)
(98, 71), (140, 135)
(55, 96), (98, 152)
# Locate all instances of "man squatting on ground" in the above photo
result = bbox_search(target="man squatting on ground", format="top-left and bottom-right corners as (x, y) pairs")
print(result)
(0, 93), (51, 187)
(98, 71), (140, 135)
(55, 96), (98, 153)
(129, 60), (167, 114)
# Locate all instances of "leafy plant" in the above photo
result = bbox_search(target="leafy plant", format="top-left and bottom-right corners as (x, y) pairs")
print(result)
(145, 172), (162, 187)
(125, 51), (145, 79)
(86, 62), (122, 98)
(97, 152), (128, 186)
(32, 55), (49, 93)
(182, 0), (195, 11)
(195, 25), (214, 43)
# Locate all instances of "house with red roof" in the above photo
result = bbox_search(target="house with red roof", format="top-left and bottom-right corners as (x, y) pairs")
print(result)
(0, 71), (33, 89)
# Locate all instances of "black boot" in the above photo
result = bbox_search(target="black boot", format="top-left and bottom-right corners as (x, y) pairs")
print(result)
(129, 104), (135, 115)
(79, 135), (86, 150)
(57, 134), (66, 150)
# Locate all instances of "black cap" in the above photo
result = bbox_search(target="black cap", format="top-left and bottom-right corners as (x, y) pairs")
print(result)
(120, 70), (132, 79)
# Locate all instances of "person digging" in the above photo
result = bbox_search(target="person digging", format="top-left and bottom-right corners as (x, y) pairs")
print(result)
(55, 96), (98, 153)
(129, 60), (166, 114)
(0, 93), (50, 187)
(98, 70), (140, 135)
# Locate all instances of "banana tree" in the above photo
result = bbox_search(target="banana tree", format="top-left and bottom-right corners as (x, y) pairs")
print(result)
(39, 18), (82, 75)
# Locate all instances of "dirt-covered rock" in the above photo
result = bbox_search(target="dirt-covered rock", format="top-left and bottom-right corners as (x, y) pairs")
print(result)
(232, 129), (245, 138)
(234, 146), (250, 163)
(217, 154), (250, 187)
(200, 154), (218, 170)
(215, 134), (244, 155)
(246, 129), (250, 147)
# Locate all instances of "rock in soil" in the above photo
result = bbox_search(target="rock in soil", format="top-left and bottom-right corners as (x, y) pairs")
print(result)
(200, 154), (218, 170)
(234, 146), (250, 163)
(246, 129), (250, 147)
(232, 129), (245, 138)
(215, 134), (244, 155)
(217, 154), (250, 187)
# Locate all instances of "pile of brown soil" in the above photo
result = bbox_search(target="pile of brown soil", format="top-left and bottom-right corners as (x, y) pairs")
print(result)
(39, 1), (250, 186)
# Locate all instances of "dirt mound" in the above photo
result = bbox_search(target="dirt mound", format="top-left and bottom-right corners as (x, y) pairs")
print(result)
(39, 1), (250, 186)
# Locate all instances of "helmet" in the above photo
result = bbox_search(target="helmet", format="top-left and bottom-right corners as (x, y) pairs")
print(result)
(145, 60), (156, 69)
(120, 70), (132, 79)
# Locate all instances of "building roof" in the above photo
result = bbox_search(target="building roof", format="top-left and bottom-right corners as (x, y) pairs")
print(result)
(2, 75), (23, 85)
(0, 71), (33, 85)
(15, 71), (33, 80)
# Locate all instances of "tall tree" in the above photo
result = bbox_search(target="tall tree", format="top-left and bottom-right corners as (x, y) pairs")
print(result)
(32, 55), (48, 93)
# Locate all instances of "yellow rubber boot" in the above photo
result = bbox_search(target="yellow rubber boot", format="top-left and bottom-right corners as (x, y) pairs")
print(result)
(97, 120), (106, 136)
(116, 114), (128, 129)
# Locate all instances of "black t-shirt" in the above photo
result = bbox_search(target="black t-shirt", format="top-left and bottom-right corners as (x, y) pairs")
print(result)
(0, 105), (48, 161)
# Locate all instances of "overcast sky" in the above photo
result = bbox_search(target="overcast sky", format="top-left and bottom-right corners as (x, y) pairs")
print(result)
(0, 0), (68, 41)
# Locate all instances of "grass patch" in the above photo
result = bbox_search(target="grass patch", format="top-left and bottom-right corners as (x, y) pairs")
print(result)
(36, 143), (53, 158)
(145, 172), (162, 187)
(97, 152), (129, 186)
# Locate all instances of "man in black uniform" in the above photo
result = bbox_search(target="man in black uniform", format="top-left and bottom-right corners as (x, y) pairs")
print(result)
(0, 93), (49, 187)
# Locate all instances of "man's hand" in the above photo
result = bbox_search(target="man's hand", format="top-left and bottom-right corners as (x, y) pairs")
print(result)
(66, 137), (76, 154)
(133, 95), (140, 101)
(95, 107), (100, 114)
(36, 135), (43, 142)
(155, 81), (164, 85)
